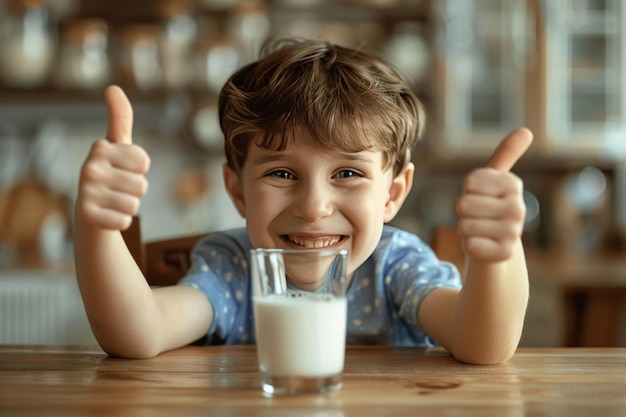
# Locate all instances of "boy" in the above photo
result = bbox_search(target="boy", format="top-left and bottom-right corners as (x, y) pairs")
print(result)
(75, 38), (532, 364)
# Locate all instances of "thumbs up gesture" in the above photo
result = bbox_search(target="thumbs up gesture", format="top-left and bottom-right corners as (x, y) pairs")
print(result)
(456, 128), (533, 262)
(76, 86), (151, 230)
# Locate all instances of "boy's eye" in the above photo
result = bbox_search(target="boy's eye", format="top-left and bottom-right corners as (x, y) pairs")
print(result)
(334, 169), (362, 179)
(269, 170), (295, 180)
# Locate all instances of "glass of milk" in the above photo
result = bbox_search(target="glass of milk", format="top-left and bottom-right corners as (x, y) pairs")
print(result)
(250, 248), (349, 395)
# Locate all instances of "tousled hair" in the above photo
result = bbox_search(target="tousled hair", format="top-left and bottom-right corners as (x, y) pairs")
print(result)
(218, 38), (425, 177)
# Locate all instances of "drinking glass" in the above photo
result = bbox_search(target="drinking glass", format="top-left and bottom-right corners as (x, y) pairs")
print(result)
(250, 248), (349, 395)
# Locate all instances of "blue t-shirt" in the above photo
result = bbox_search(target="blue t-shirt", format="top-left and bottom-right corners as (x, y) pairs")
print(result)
(179, 225), (462, 347)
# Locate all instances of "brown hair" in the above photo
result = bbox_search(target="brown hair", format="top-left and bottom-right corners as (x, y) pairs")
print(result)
(218, 38), (425, 177)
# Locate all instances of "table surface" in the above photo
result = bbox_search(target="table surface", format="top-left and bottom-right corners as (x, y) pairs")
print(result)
(2, 344), (626, 417)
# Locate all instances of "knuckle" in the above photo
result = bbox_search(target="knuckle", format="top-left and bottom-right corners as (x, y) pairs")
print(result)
(80, 161), (102, 183)
(140, 149), (152, 171)
(126, 197), (141, 214)
(128, 144), (151, 172)
(76, 202), (95, 221)
(103, 214), (131, 231)
(463, 170), (480, 191)
(507, 198), (526, 221)
(139, 177), (150, 195)
(506, 175), (524, 196)
(118, 215), (133, 231)
(455, 196), (468, 216)
(90, 139), (110, 157)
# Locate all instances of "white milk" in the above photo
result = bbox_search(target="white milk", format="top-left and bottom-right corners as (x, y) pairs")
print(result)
(253, 293), (347, 378)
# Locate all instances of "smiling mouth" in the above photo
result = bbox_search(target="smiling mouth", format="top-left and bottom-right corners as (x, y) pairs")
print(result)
(283, 234), (345, 249)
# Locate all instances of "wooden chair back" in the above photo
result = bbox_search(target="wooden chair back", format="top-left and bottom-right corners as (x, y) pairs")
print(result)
(122, 216), (205, 287)
(430, 224), (466, 279)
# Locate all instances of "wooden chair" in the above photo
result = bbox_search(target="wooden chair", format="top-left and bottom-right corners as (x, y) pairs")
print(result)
(122, 216), (205, 287)
(429, 224), (466, 279)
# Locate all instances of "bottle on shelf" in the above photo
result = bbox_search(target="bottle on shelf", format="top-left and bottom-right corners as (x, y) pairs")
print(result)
(0, 0), (55, 89)
(55, 18), (111, 90)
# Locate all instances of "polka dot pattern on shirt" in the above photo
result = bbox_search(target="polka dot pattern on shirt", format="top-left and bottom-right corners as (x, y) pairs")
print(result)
(180, 226), (462, 347)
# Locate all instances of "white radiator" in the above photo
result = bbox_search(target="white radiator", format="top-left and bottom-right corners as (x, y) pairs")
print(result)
(0, 269), (97, 345)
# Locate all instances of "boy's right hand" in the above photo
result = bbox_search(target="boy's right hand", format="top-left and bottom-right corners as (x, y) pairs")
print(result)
(76, 85), (151, 231)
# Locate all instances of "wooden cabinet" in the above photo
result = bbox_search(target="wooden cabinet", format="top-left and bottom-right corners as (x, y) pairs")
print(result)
(433, 0), (533, 154)
(433, 0), (626, 159)
(543, 0), (626, 153)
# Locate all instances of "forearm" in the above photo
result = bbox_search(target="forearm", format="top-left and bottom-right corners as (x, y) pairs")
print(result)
(74, 212), (163, 358)
(450, 240), (529, 364)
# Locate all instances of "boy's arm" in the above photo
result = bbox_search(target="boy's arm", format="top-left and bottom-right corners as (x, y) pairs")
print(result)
(74, 86), (212, 359)
(418, 128), (533, 365)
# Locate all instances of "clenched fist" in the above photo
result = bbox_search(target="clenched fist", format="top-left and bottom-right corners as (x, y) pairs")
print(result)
(76, 86), (151, 230)
(456, 128), (533, 263)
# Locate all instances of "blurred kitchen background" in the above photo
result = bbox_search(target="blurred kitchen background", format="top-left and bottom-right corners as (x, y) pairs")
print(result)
(0, 0), (625, 347)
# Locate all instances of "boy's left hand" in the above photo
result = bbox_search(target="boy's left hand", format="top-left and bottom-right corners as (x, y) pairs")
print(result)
(456, 128), (533, 263)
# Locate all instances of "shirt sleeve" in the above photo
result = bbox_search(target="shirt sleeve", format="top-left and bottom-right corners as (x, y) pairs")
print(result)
(382, 230), (462, 329)
(178, 230), (251, 344)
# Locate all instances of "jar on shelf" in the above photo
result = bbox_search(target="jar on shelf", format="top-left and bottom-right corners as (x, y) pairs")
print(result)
(156, 0), (197, 89)
(116, 24), (163, 91)
(46, 0), (79, 21)
(194, 37), (243, 94)
(0, 0), (55, 88)
(188, 96), (223, 152)
(226, 0), (270, 63)
(383, 21), (431, 87)
(55, 18), (110, 90)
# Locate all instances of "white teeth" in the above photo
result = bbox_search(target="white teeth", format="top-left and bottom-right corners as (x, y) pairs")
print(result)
(288, 236), (340, 248)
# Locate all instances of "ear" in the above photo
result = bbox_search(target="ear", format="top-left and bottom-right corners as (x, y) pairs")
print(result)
(384, 162), (414, 223)
(223, 164), (246, 218)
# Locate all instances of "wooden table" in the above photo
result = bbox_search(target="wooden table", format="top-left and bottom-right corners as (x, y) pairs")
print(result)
(2, 345), (626, 416)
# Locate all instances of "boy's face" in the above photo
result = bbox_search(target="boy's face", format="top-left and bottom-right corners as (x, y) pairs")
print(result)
(224, 140), (413, 278)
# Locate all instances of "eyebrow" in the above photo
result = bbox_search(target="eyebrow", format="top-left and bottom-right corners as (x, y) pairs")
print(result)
(337, 153), (377, 164)
(251, 150), (378, 166)
(249, 153), (286, 166)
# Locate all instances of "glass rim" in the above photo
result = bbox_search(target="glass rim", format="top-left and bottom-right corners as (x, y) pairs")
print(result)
(250, 248), (348, 257)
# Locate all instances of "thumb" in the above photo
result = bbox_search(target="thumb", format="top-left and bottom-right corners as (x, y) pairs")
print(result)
(486, 127), (533, 172)
(105, 85), (133, 144)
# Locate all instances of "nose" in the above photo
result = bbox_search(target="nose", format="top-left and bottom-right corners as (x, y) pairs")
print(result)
(292, 179), (334, 222)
